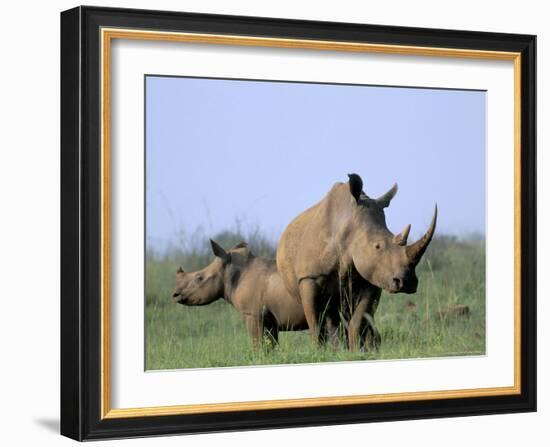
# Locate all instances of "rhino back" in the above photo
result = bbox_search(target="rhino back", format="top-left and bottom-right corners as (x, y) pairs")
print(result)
(276, 182), (354, 296)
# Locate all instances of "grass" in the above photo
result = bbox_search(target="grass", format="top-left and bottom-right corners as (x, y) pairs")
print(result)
(145, 231), (485, 370)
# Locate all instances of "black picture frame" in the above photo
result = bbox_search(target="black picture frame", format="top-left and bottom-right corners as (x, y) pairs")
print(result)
(61, 5), (536, 441)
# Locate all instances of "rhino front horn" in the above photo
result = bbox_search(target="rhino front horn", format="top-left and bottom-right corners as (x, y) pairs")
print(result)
(406, 204), (437, 263)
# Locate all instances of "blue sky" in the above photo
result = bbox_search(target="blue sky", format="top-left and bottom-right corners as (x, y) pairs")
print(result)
(146, 76), (485, 250)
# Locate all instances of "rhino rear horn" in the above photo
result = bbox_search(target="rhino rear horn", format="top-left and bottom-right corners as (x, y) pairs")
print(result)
(347, 173), (363, 202)
(406, 204), (438, 263)
(376, 183), (398, 208)
(393, 224), (411, 246)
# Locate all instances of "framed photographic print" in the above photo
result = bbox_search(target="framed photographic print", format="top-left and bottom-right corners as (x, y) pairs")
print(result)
(60, 6), (536, 441)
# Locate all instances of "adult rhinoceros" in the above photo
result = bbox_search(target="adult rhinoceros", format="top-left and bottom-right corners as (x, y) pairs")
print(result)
(276, 173), (437, 350)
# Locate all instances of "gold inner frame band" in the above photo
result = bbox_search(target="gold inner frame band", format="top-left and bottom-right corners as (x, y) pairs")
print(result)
(100, 27), (522, 419)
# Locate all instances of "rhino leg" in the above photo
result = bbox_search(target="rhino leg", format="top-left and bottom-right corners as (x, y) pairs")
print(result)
(363, 289), (381, 351)
(299, 279), (323, 344)
(348, 298), (369, 351)
(263, 324), (279, 349)
(261, 306), (279, 349)
(244, 315), (264, 349)
(348, 288), (381, 351)
(320, 313), (341, 348)
(363, 312), (381, 351)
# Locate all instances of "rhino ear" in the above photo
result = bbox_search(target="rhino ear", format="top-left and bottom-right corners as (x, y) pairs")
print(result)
(210, 239), (231, 262)
(177, 266), (185, 274)
(376, 183), (398, 208)
(347, 173), (363, 203)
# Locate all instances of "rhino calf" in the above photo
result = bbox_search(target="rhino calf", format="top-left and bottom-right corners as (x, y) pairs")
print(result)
(172, 240), (308, 348)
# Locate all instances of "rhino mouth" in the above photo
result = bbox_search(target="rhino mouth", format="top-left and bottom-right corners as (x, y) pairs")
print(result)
(388, 277), (418, 294)
(172, 293), (188, 305)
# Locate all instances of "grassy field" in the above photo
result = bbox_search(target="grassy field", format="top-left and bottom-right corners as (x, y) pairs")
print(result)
(145, 231), (485, 370)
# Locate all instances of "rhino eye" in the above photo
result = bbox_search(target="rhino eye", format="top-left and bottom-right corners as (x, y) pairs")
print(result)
(195, 274), (203, 282)
(374, 242), (381, 250)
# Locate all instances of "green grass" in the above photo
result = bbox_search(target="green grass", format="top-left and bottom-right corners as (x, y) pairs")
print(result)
(145, 233), (485, 370)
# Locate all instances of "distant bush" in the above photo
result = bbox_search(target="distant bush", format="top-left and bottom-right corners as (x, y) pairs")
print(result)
(146, 224), (276, 272)
(419, 234), (484, 272)
(147, 223), (484, 277)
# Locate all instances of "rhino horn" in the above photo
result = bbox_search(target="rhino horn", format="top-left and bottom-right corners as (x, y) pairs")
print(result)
(393, 224), (411, 246)
(376, 183), (398, 208)
(406, 204), (438, 263)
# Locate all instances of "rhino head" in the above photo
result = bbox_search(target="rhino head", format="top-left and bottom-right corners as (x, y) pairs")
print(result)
(172, 239), (230, 306)
(346, 173), (437, 294)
